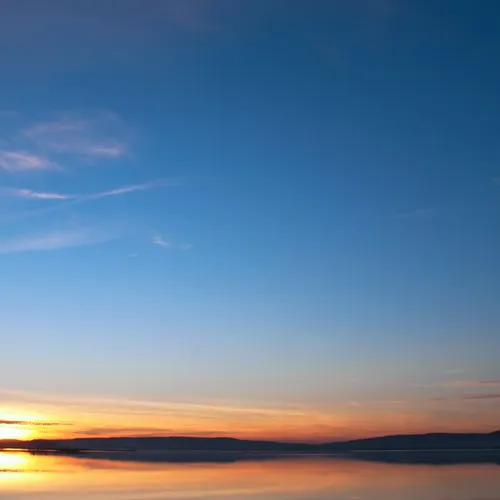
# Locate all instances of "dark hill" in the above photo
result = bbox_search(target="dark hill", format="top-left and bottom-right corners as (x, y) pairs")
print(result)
(1, 431), (499, 453)
(321, 431), (500, 451)
(22, 436), (314, 452)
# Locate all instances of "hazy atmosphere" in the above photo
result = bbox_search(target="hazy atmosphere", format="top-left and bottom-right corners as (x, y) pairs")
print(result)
(1, 0), (499, 446)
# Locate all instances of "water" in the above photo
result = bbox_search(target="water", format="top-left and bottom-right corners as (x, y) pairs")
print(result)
(1, 451), (499, 499)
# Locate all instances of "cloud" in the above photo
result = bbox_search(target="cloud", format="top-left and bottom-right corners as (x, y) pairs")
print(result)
(2, 178), (173, 214)
(443, 380), (500, 388)
(68, 426), (177, 438)
(152, 235), (171, 248)
(22, 112), (129, 160)
(0, 111), (129, 176)
(0, 226), (120, 254)
(0, 151), (55, 172)
(4, 188), (72, 200)
(0, 419), (66, 427)
(430, 392), (500, 402)
(443, 369), (467, 375)
(0, 387), (316, 421)
(84, 144), (125, 158)
(153, 235), (192, 250)
(85, 179), (174, 200)
(460, 393), (500, 401)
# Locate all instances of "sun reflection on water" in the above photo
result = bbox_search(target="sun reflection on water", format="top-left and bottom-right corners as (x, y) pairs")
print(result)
(0, 452), (40, 487)
(0, 452), (30, 471)
(0, 453), (499, 499)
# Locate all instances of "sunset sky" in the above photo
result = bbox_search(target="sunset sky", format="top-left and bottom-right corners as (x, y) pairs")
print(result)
(1, 0), (499, 444)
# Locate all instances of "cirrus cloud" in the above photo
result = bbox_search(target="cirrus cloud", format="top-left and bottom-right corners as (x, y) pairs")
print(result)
(0, 226), (121, 254)
(0, 151), (56, 172)
(1, 178), (175, 223)
(0, 419), (67, 427)
(442, 380), (500, 388)
(153, 235), (192, 250)
(5, 188), (72, 200)
(22, 112), (129, 161)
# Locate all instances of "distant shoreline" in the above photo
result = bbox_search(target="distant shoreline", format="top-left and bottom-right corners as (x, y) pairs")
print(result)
(3, 447), (500, 467)
(2, 430), (499, 455)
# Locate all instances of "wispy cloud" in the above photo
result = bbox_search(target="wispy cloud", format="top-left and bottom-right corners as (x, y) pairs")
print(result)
(443, 368), (467, 375)
(0, 419), (66, 427)
(2, 178), (172, 204)
(22, 112), (129, 160)
(85, 179), (174, 200)
(430, 392), (500, 402)
(23, 120), (86, 136)
(0, 226), (120, 254)
(84, 143), (125, 158)
(0, 387), (317, 421)
(153, 235), (192, 250)
(442, 380), (500, 388)
(0, 151), (55, 172)
(5, 188), (72, 200)
(0, 111), (129, 175)
(459, 393), (500, 401)
(152, 235), (171, 248)
(0, 178), (175, 229)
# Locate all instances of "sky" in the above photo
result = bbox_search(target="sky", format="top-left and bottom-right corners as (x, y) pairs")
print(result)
(0, 0), (499, 443)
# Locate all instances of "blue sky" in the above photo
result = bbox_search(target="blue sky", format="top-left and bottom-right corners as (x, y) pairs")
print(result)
(0, 0), (499, 441)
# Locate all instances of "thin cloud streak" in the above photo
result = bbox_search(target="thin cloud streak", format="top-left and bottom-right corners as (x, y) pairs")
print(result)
(0, 151), (55, 172)
(0, 387), (318, 419)
(3, 387), (498, 443)
(152, 235), (171, 248)
(5, 188), (72, 200)
(460, 393), (500, 401)
(0, 226), (120, 254)
(0, 419), (66, 426)
(3, 178), (173, 204)
(153, 235), (192, 250)
(85, 178), (174, 200)
(430, 392), (500, 402)
(443, 380), (500, 388)
(1, 179), (174, 228)
(85, 144), (125, 158)
(23, 120), (87, 136)
(23, 113), (128, 160)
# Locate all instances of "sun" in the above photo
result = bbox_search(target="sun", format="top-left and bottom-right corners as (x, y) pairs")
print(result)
(0, 425), (33, 441)
(0, 412), (45, 442)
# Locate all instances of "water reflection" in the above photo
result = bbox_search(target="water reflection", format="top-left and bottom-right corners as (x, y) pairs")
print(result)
(0, 451), (499, 499)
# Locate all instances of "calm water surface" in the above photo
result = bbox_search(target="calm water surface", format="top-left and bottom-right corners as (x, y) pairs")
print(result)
(0, 451), (499, 499)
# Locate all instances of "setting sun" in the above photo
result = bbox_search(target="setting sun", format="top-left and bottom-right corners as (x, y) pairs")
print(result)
(0, 413), (41, 441)
(0, 425), (33, 441)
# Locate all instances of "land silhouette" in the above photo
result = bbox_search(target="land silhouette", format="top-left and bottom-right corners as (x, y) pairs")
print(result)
(1, 430), (499, 454)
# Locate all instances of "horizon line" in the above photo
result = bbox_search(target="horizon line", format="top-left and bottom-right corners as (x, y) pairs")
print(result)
(1, 428), (499, 447)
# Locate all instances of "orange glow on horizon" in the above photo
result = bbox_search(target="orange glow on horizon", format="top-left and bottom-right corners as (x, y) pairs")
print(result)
(0, 412), (49, 442)
(0, 426), (34, 441)
(2, 391), (499, 444)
